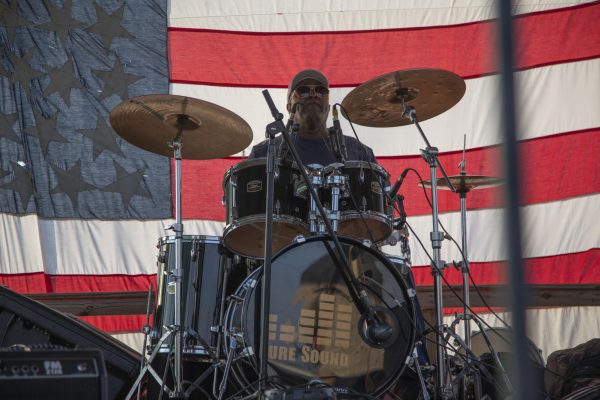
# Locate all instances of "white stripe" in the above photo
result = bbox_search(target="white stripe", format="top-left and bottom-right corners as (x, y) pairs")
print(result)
(443, 306), (600, 365)
(384, 193), (600, 265)
(2, 194), (598, 275)
(171, 58), (600, 157)
(0, 215), (225, 275)
(111, 307), (600, 367)
(111, 332), (144, 353)
(168, 0), (594, 31)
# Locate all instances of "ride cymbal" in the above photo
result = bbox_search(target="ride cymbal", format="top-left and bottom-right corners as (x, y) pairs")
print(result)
(341, 69), (466, 127)
(110, 94), (253, 159)
(420, 175), (504, 193)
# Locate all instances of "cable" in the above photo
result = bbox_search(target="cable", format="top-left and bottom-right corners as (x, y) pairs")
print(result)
(399, 167), (511, 328)
(390, 172), (572, 395)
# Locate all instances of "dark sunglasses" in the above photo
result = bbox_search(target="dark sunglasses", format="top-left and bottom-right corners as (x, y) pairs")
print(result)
(293, 84), (329, 98)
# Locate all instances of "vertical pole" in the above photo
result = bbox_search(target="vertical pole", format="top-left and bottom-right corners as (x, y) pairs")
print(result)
(496, 1), (533, 399)
(460, 193), (470, 349)
(427, 151), (447, 398)
(173, 149), (184, 396)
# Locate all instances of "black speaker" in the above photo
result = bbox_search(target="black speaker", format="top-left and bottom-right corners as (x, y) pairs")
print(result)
(0, 349), (107, 400)
(0, 285), (141, 400)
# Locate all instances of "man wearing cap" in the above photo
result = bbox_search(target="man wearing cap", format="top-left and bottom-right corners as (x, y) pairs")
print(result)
(248, 69), (376, 165)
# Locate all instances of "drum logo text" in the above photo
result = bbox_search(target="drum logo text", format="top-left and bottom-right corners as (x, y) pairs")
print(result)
(247, 180), (262, 192)
(371, 181), (382, 194)
(268, 293), (352, 367)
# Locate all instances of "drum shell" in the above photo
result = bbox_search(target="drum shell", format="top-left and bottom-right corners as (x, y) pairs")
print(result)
(222, 159), (309, 257)
(325, 162), (393, 243)
(151, 236), (249, 360)
(224, 236), (416, 396)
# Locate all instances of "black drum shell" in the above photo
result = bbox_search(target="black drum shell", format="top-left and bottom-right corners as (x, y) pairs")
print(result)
(151, 235), (249, 360)
(222, 159), (309, 258)
(325, 161), (393, 243)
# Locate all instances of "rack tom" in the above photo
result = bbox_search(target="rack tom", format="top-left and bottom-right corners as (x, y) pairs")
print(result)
(324, 161), (393, 243)
(222, 159), (309, 258)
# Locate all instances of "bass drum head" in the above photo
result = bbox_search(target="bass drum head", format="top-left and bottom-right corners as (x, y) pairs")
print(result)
(224, 236), (416, 396)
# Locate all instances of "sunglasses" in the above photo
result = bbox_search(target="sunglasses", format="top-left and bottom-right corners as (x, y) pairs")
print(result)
(293, 84), (329, 98)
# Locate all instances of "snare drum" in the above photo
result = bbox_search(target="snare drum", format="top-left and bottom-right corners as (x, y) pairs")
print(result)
(151, 236), (248, 360)
(222, 159), (309, 258)
(223, 236), (416, 396)
(325, 161), (393, 243)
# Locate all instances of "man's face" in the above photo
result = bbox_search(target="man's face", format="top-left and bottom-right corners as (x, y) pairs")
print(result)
(288, 78), (330, 131)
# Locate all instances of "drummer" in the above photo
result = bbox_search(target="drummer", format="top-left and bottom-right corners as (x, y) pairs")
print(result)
(248, 69), (377, 165)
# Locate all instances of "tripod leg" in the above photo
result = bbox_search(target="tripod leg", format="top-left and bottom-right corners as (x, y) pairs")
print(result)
(411, 345), (431, 400)
(217, 334), (239, 400)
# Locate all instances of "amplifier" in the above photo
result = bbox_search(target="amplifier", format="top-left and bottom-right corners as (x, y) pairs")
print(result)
(0, 349), (107, 400)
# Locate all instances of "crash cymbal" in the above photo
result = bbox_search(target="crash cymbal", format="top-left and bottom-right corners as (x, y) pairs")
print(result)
(110, 94), (253, 159)
(420, 175), (504, 193)
(341, 69), (466, 127)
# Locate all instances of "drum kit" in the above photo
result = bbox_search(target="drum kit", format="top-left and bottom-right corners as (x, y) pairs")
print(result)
(109, 69), (509, 400)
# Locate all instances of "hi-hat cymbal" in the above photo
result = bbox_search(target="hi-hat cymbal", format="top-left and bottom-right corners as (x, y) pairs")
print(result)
(341, 69), (466, 127)
(420, 175), (504, 193)
(109, 94), (253, 159)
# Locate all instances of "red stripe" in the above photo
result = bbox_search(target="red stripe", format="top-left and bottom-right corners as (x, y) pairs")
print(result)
(78, 249), (599, 333)
(178, 128), (600, 220)
(80, 315), (147, 334)
(0, 273), (155, 294)
(168, 2), (600, 86)
(411, 249), (600, 286)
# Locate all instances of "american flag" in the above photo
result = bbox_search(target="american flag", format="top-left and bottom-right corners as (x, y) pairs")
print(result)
(1, 0), (599, 356)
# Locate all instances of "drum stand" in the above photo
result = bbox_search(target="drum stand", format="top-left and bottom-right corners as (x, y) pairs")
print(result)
(402, 105), (457, 399)
(453, 152), (476, 400)
(125, 118), (188, 399)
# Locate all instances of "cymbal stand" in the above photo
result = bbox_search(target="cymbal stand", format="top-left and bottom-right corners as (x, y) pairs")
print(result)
(455, 145), (476, 400)
(457, 138), (472, 350)
(168, 117), (186, 398)
(402, 105), (456, 399)
(124, 117), (188, 400)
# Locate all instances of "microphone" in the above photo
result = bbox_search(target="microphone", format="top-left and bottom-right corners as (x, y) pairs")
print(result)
(357, 293), (395, 347)
(328, 127), (342, 162)
(395, 194), (407, 229)
(388, 168), (409, 199)
(332, 105), (347, 159)
(278, 104), (299, 162)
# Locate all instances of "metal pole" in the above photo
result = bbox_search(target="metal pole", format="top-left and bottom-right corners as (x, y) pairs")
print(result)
(424, 148), (448, 398)
(496, 1), (533, 399)
(460, 192), (470, 349)
(173, 145), (184, 397)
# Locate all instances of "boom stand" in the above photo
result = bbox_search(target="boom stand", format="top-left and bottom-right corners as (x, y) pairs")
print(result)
(257, 91), (395, 396)
(404, 106), (456, 399)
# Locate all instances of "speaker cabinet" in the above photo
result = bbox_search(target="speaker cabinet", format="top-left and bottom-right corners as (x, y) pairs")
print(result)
(0, 285), (140, 400)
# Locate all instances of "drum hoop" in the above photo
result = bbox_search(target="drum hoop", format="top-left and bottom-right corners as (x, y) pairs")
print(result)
(327, 160), (390, 179)
(223, 215), (309, 234)
(158, 235), (222, 244)
(222, 158), (303, 187)
(340, 210), (392, 223)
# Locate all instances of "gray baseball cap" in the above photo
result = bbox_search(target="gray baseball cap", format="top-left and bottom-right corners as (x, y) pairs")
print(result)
(287, 69), (329, 102)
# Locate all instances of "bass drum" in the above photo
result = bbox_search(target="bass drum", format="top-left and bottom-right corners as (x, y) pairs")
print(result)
(223, 236), (416, 396)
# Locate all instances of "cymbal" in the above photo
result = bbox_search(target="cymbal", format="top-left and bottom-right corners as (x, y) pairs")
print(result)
(109, 94), (253, 159)
(419, 175), (504, 192)
(341, 69), (466, 127)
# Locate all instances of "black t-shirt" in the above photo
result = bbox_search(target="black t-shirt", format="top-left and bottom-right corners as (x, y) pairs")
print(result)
(248, 131), (376, 166)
